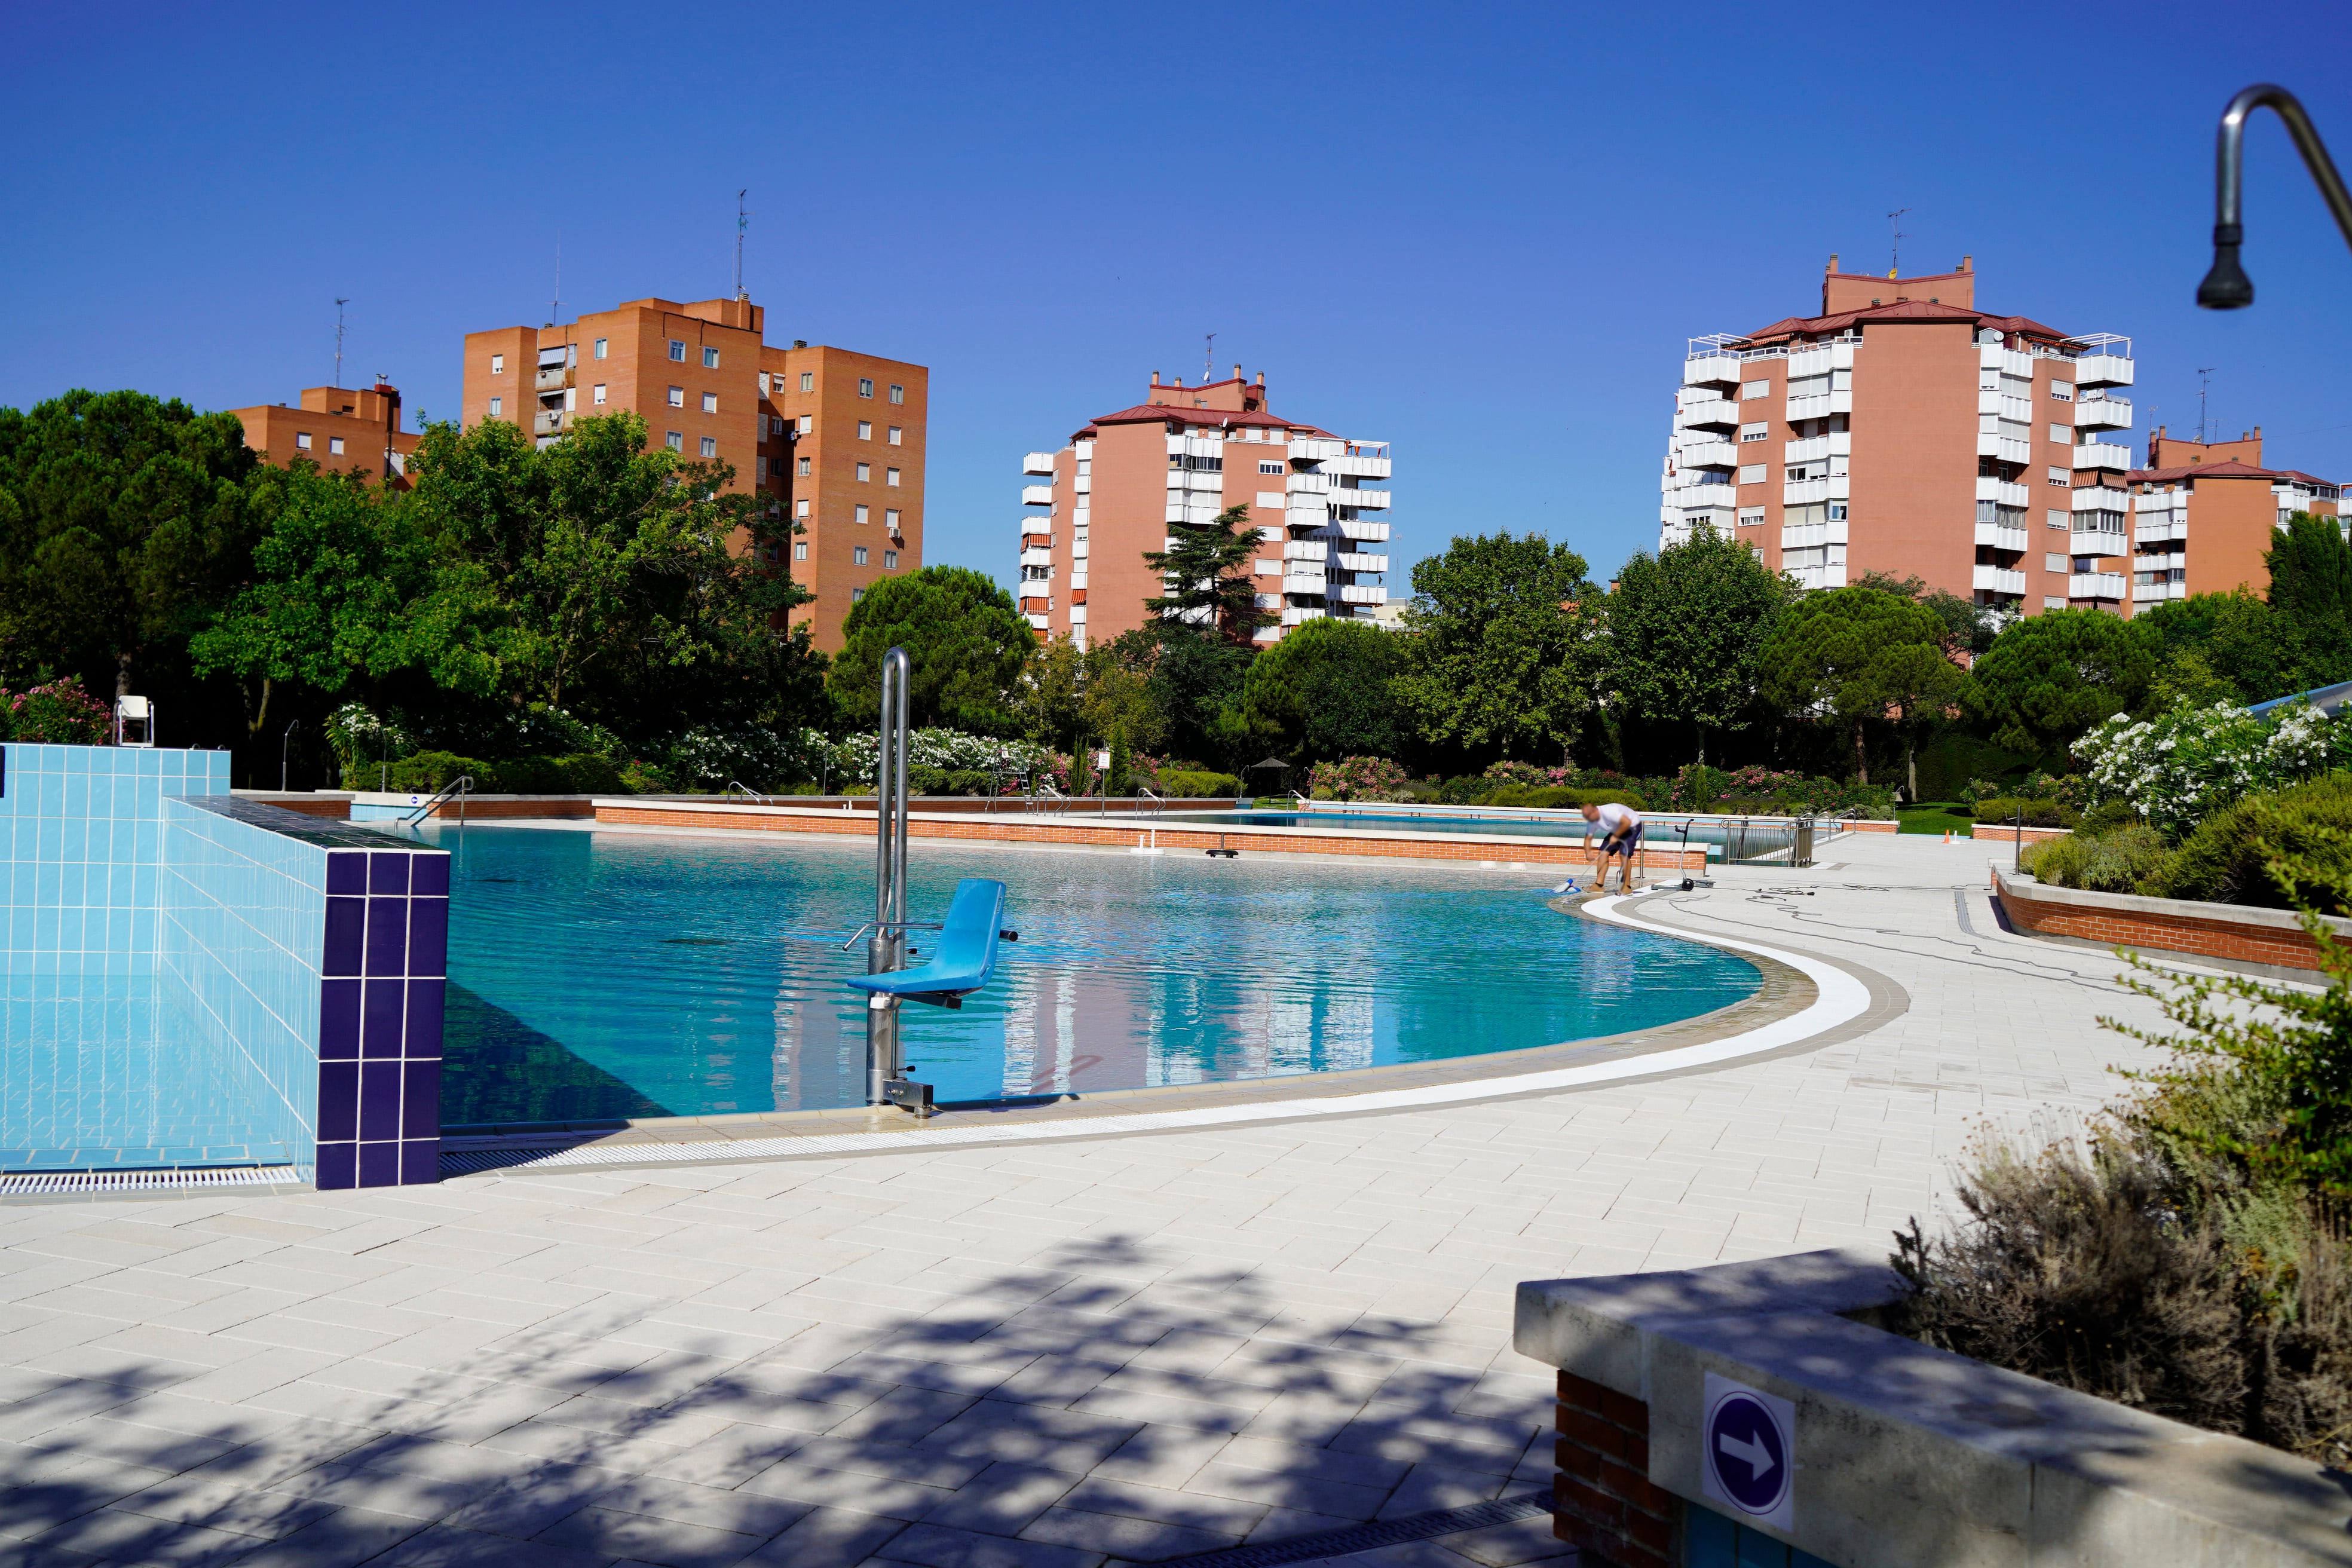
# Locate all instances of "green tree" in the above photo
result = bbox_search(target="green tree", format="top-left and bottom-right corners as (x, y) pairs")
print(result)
(2267, 513), (2352, 690)
(2137, 590), (2295, 706)
(1965, 607), (2156, 756)
(1009, 633), (1165, 758)
(1143, 504), (1270, 640)
(0, 389), (268, 697)
(1391, 532), (1595, 762)
(1239, 614), (1408, 764)
(831, 564), (1036, 734)
(1609, 528), (1796, 765)
(1105, 726), (1132, 796)
(1759, 586), (1959, 789)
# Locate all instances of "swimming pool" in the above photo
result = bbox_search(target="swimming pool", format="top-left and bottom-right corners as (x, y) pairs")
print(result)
(424, 825), (1759, 1123)
(1184, 808), (1806, 857)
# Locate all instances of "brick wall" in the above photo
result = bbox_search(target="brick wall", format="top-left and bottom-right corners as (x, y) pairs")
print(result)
(1555, 1371), (1677, 1566)
(1996, 877), (2328, 973)
(1971, 822), (2069, 844)
(592, 802), (1710, 875)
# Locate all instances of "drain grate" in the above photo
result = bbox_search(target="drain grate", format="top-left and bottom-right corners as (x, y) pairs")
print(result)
(0, 1165), (299, 1198)
(1124, 1488), (1551, 1567)
(440, 1146), (572, 1176)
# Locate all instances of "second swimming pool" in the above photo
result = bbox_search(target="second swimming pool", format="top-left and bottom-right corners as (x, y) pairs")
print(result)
(424, 826), (1760, 1123)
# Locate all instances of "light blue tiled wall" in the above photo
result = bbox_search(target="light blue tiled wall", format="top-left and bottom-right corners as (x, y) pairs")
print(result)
(0, 745), (230, 974)
(158, 800), (331, 1169)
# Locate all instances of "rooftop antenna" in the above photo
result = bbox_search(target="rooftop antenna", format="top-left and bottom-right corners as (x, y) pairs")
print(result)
(551, 231), (561, 326)
(1203, 331), (1215, 385)
(333, 298), (349, 388)
(2197, 368), (2215, 441)
(1886, 209), (1911, 278)
(735, 190), (749, 300)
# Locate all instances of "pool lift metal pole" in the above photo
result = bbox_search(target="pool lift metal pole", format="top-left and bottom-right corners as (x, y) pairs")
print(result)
(2193, 84), (2352, 311)
(866, 647), (913, 1106)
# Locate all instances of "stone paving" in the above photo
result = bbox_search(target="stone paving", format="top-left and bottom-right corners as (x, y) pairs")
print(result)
(0, 834), (2198, 1567)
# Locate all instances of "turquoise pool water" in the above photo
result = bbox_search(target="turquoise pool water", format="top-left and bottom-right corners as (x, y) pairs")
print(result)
(422, 825), (1759, 1124)
(1188, 808), (1791, 855)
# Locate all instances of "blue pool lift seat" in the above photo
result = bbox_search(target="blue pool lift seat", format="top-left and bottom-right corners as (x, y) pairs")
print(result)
(844, 878), (1012, 1010)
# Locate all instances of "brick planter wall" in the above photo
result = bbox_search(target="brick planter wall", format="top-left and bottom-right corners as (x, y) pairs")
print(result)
(1993, 865), (2348, 975)
(1971, 822), (2070, 845)
(1554, 1371), (1677, 1567)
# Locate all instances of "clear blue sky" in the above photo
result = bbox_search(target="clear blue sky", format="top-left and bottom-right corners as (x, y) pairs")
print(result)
(5, 1), (2349, 594)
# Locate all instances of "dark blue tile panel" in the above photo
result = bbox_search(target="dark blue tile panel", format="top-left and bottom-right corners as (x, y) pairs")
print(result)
(408, 898), (448, 978)
(411, 854), (450, 896)
(316, 1142), (357, 1191)
(401, 1060), (439, 1138)
(357, 1141), (402, 1187)
(317, 1061), (359, 1142)
(319, 979), (362, 1061)
(326, 852), (368, 895)
(362, 981), (406, 1058)
(369, 852), (410, 895)
(405, 979), (444, 1056)
(365, 896), (407, 977)
(310, 846), (447, 1190)
(359, 1061), (404, 1141)
(323, 898), (366, 977)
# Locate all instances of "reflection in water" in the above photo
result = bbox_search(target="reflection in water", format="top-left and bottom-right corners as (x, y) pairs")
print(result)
(424, 825), (1758, 1123)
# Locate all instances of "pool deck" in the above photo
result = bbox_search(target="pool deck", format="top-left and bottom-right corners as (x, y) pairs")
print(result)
(0, 832), (2224, 1567)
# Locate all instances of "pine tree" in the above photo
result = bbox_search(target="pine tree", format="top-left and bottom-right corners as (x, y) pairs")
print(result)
(1143, 505), (1272, 641)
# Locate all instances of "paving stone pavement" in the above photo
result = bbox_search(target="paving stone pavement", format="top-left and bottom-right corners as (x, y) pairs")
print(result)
(0, 834), (2199, 1567)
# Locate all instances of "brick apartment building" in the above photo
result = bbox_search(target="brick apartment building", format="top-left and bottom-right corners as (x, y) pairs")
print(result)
(461, 295), (926, 651)
(231, 383), (419, 485)
(1659, 258), (2140, 617)
(2126, 426), (2339, 611)
(1016, 369), (1393, 648)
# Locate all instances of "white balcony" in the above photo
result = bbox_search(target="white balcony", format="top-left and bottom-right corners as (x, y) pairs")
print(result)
(1781, 521), (1849, 548)
(1280, 569), (1325, 591)
(1976, 434), (2032, 464)
(534, 411), (564, 434)
(1781, 475), (1849, 505)
(1166, 501), (1223, 525)
(2134, 580), (2187, 605)
(1021, 484), (1054, 506)
(1782, 436), (1829, 464)
(1279, 606), (1328, 627)
(1335, 488), (1389, 510)
(1786, 342), (1855, 378)
(1684, 354), (1743, 388)
(2137, 549), (2187, 573)
(1282, 539), (1327, 561)
(1333, 517), (1391, 542)
(534, 367), (572, 392)
(1786, 390), (1852, 422)
(1334, 583), (1387, 605)
(2072, 486), (2130, 512)
(2069, 530), (2128, 557)
(1973, 565), (2028, 595)
(1678, 439), (1739, 469)
(1980, 345), (2036, 378)
(1977, 391), (2035, 422)
(1019, 568), (1055, 589)
(1287, 471), (1332, 494)
(1068, 572), (1087, 590)
(2136, 517), (2188, 544)
(1321, 454), (1392, 479)
(1671, 482), (1739, 511)
(1168, 433), (1224, 458)
(1022, 451), (1057, 475)
(2074, 395), (2132, 430)
(2072, 442), (2133, 471)
(1676, 397), (1741, 430)
(1975, 523), (2029, 553)
(1288, 437), (1344, 462)
(1786, 562), (1848, 590)
(2072, 353), (2134, 388)
(1335, 552), (1388, 572)
(2071, 571), (2127, 599)
(1975, 477), (2031, 507)
(2136, 489), (2186, 512)
(1018, 547), (1054, 569)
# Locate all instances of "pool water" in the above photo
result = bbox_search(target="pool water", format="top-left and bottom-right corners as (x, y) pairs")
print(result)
(423, 825), (1759, 1123)
(1187, 809), (1782, 853)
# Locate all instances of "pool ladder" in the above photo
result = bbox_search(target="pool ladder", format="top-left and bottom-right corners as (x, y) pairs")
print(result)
(400, 775), (473, 826)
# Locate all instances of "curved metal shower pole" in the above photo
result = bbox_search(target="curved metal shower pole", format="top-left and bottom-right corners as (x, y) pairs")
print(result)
(2198, 84), (2352, 309)
(866, 646), (912, 1104)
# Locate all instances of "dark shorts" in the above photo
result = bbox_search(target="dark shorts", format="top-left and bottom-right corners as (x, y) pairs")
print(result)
(1599, 825), (1643, 857)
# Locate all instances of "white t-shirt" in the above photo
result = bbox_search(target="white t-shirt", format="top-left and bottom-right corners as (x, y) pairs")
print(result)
(1589, 803), (1642, 838)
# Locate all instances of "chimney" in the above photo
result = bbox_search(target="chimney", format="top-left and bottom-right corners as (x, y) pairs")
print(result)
(1174, 375), (1184, 386)
(1254, 372), (1264, 387)
(1232, 363), (1241, 381)
(1961, 255), (1973, 272)
(1150, 371), (1159, 385)
(1827, 253), (1839, 272)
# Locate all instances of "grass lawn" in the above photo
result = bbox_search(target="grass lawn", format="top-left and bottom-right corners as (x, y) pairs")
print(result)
(1897, 803), (1979, 836)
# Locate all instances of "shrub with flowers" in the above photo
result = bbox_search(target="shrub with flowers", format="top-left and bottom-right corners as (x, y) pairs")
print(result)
(1310, 755), (1412, 802)
(2074, 701), (2336, 838)
(829, 728), (1055, 791)
(2, 677), (113, 746)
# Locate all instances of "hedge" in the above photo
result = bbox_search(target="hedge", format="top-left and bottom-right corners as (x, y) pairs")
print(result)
(1970, 797), (2079, 828)
(347, 752), (625, 795)
(1160, 770), (1241, 798)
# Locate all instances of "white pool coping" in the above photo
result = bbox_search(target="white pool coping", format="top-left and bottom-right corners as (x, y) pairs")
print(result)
(447, 890), (1875, 1177)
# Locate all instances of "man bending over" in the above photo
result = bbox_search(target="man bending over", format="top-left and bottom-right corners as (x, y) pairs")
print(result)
(1580, 800), (1644, 894)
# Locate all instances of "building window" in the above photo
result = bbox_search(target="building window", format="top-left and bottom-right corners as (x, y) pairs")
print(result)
(490, 354), (504, 375)
(884, 550), (898, 569)
(700, 436), (717, 458)
(794, 541), (807, 561)
(856, 463), (871, 482)
(889, 425), (903, 446)
(853, 587), (865, 604)
(327, 436), (344, 455)
(2048, 510), (2068, 529)
(486, 397), (501, 418)
(797, 415), (812, 434)
(2050, 424), (2071, 445)
(668, 386), (685, 408)
(703, 346), (719, 368)
(1741, 380), (1770, 400)
(2050, 381), (2072, 402)
(2047, 467), (2070, 486)
(1737, 508), (1765, 527)
(886, 467), (901, 487)
(884, 508), (902, 531)
(797, 457), (811, 476)
(858, 421), (872, 440)
(800, 372), (813, 393)
(593, 338), (607, 360)
(703, 392), (718, 414)
(1827, 503), (1848, 520)
(889, 384), (904, 404)
(1740, 422), (1768, 442)
(593, 384), (607, 405)
(757, 457), (768, 479)
(666, 431), (684, 451)
(768, 416), (783, 435)
(858, 378), (874, 398)
(668, 340), (686, 362)
(1738, 464), (1766, 484)
(855, 504), (870, 524)
(296, 431), (313, 450)
(795, 499), (809, 518)
(1259, 461), (1283, 474)
(854, 546), (869, 565)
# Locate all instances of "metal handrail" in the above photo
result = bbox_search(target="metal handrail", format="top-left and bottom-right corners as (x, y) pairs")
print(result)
(400, 775), (472, 825)
(1137, 786), (1166, 820)
(725, 780), (769, 804)
(2198, 84), (2352, 309)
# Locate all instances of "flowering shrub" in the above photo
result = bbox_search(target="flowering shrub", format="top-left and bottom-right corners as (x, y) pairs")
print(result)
(4, 677), (112, 745)
(831, 728), (1054, 789)
(669, 724), (831, 791)
(1311, 755), (1411, 802)
(1478, 759), (1548, 788)
(2075, 702), (2336, 838)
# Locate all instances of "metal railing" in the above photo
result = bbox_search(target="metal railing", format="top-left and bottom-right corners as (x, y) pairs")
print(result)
(399, 775), (473, 826)
(724, 780), (769, 804)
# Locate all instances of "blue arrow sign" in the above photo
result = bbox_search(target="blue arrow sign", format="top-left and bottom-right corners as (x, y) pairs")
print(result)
(1701, 1373), (1794, 1530)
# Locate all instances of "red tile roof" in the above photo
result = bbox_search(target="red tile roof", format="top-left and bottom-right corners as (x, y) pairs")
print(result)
(2128, 459), (2330, 483)
(1743, 298), (2072, 344)
(1077, 404), (1331, 439)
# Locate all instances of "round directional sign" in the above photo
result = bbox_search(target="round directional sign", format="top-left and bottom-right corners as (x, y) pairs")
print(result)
(1704, 1386), (1790, 1517)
